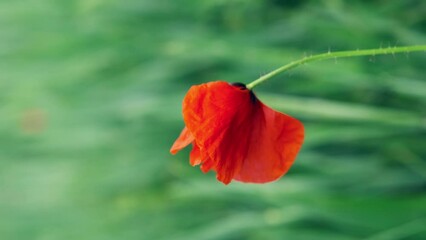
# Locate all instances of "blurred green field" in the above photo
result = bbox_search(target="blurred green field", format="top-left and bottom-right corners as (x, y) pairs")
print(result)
(1, 0), (425, 239)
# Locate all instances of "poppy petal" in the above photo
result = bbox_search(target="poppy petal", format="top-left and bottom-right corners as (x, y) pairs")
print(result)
(182, 81), (256, 184)
(170, 127), (194, 155)
(189, 143), (202, 166)
(200, 158), (216, 173)
(234, 102), (304, 183)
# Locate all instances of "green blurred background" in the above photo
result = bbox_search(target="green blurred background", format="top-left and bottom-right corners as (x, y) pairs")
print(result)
(1, 0), (425, 239)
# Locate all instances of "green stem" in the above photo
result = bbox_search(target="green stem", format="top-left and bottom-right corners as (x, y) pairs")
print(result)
(246, 45), (426, 90)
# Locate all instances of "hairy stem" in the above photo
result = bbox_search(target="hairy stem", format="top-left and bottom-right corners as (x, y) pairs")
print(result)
(246, 45), (426, 90)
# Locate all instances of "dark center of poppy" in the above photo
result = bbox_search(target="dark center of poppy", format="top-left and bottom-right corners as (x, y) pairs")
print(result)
(231, 82), (257, 103)
(231, 82), (247, 90)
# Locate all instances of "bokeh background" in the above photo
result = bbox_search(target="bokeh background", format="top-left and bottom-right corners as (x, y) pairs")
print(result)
(1, 0), (425, 239)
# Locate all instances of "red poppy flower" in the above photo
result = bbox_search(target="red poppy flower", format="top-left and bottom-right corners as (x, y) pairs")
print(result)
(170, 81), (304, 184)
